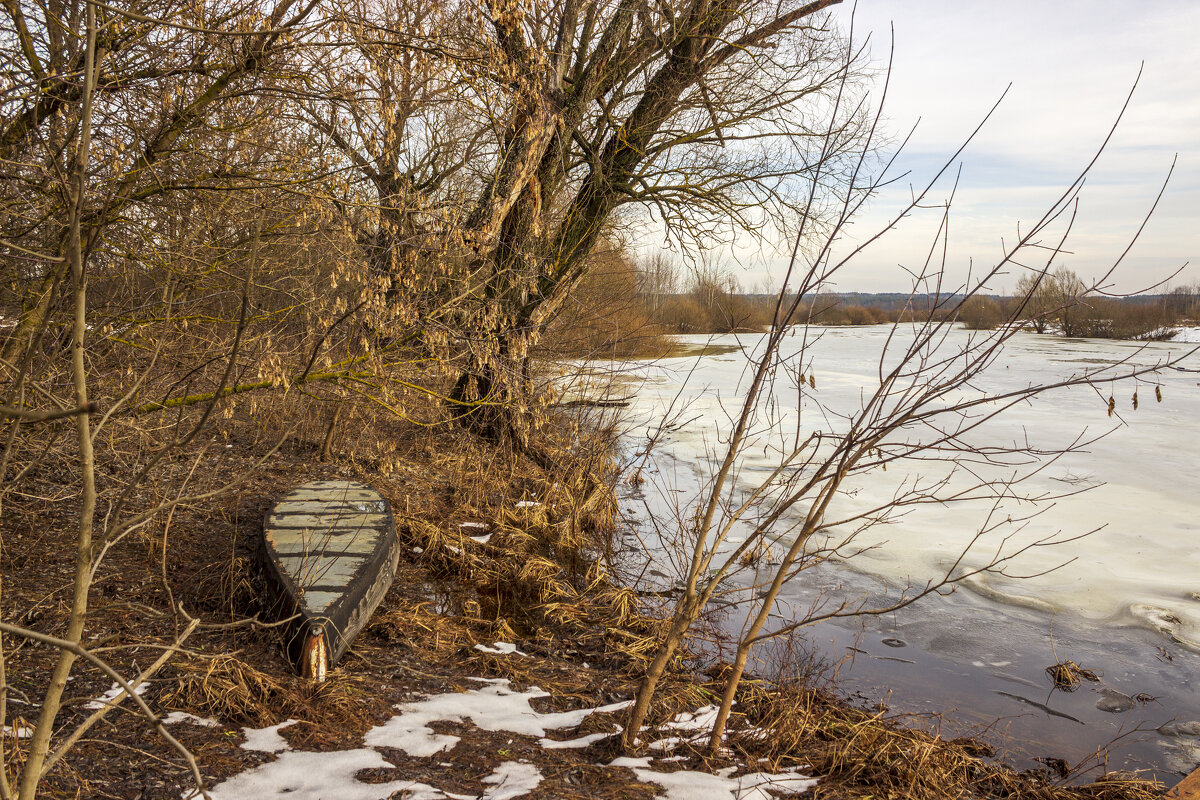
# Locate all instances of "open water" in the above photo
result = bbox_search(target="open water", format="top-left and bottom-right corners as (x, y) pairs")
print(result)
(609, 325), (1200, 781)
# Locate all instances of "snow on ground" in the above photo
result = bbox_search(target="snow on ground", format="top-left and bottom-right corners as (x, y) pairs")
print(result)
(196, 679), (814, 800)
(162, 711), (219, 727)
(2, 725), (32, 739)
(241, 719), (299, 753)
(537, 730), (612, 749)
(474, 642), (528, 656)
(480, 762), (542, 799)
(198, 679), (631, 799)
(459, 523), (492, 543)
(363, 678), (630, 757)
(85, 681), (147, 710)
(610, 757), (818, 800)
(200, 747), (470, 800)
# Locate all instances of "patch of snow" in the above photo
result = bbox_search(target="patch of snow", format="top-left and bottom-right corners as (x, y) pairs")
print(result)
(1156, 325), (1200, 343)
(200, 747), (459, 800)
(162, 711), (219, 728)
(647, 705), (723, 751)
(648, 736), (689, 753)
(241, 719), (299, 753)
(538, 731), (611, 749)
(469, 533), (493, 544)
(3, 725), (32, 739)
(481, 761), (542, 799)
(85, 681), (147, 710)
(621, 764), (818, 800)
(663, 705), (719, 731)
(475, 642), (528, 657)
(515, 501), (541, 509)
(364, 679), (631, 757)
(458, 522), (489, 530)
(205, 680), (634, 798)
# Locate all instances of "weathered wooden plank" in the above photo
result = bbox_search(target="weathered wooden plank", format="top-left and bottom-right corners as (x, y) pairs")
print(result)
(267, 512), (390, 529)
(276, 554), (367, 587)
(272, 499), (388, 515)
(270, 537), (379, 557)
(284, 488), (381, 500)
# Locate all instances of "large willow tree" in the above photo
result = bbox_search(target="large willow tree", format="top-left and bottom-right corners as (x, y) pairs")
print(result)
(313, 0), (864, 446)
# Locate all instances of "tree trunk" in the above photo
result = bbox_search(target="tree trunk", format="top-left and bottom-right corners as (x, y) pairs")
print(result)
(17, 6), (97, 795)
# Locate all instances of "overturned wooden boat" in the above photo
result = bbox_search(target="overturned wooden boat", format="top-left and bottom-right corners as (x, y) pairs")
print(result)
(261, 480), (399, 681)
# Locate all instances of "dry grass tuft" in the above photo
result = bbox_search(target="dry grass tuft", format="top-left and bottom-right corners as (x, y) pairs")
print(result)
(161, 652), (378, 742)
(726, 681), (1163, 800)
(367, 601), (473, 660)
(160, 654), (292, 726)
(1045, 660), (1100, 692)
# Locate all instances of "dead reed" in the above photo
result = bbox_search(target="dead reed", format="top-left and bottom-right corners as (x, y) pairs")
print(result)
(1045, 660), (1101, 692)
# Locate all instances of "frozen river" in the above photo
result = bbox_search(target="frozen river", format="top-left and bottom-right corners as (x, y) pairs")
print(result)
(609, 325), (1200, 781)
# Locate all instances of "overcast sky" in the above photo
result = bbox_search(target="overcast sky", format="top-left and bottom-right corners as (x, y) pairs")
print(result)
(742, 1), (1200, 295)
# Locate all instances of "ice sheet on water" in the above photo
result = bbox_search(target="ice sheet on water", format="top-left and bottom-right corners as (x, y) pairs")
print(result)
(618, 328), (1200, 648)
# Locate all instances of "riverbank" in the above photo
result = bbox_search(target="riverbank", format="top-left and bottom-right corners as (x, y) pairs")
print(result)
(0, 404), (1174, 798)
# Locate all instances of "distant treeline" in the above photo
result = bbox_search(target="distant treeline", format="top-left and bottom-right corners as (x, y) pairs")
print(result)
(549, 257), (1199, 357)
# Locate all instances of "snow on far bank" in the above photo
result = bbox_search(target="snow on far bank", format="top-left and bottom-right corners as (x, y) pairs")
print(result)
(1168, 325), (1200, 343)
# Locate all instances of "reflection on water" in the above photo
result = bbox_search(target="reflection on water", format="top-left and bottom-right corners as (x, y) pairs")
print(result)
(613, 326), (1200, 780)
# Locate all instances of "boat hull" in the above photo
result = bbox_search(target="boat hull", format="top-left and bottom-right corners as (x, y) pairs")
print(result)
(260, 480), (399, 677)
